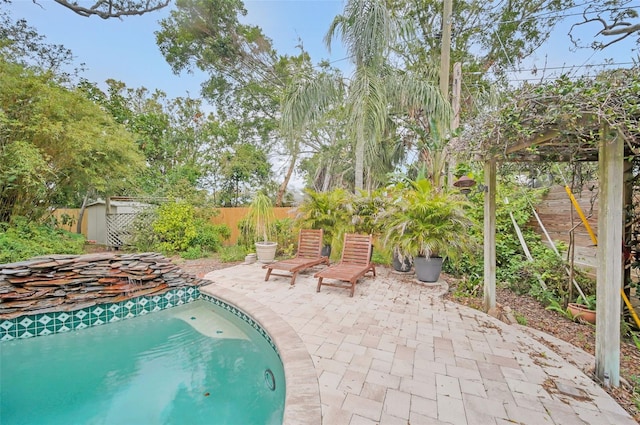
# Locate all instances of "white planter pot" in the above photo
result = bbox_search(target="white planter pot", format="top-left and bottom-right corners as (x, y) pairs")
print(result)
(255, 241), (277, 263)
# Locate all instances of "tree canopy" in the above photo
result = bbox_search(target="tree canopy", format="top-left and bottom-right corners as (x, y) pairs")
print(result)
(0, 58), (144, 222)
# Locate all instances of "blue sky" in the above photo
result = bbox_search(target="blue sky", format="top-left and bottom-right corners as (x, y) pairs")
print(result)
(8, 0), (638, 99)
(9, 0), (347, 100)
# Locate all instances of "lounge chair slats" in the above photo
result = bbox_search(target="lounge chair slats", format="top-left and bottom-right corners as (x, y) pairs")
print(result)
(315, 233), (375, 297)
(263, 229), (329, 285)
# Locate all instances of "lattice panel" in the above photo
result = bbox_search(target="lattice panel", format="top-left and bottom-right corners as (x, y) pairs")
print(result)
(106, 213), (138, 247)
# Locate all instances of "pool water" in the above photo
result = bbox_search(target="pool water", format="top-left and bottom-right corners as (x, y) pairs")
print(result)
(0, 300), (285, 425)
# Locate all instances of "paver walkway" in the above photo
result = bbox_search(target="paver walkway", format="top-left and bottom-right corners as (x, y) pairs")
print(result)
(202, 263), (637, 425)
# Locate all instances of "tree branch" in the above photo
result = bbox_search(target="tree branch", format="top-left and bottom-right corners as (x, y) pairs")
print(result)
(570, 5), (640, 49)
(51, 0), (170, 19)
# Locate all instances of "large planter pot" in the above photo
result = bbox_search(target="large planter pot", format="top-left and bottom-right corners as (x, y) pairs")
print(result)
(321, 244), (332, 258)
(567, 303), (596, 324)
(255, 241), (277, 264)
(392, 252), (413, 273)
(414, 256), (443, 282)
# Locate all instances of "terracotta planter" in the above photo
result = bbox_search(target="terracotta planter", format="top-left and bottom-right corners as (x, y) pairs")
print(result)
(568, 303), (596, 324)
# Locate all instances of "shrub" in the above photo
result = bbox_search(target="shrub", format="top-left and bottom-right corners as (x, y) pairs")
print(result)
(152, 202), (197, 253)
(181, 245), (205, 260)
(274, 218), (296, 257)
(219, 245), (247, 262)
(0, 217), (85, 263)
(192, 220), (231, 253)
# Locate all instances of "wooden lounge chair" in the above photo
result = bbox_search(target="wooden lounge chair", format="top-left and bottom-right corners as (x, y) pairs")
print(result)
(263, 229), (330, 286)
(315, 233), (376, 297)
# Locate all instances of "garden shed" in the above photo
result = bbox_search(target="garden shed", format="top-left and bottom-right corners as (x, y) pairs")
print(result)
(85, 198), (153, 247)
(462, 68), (639, 389)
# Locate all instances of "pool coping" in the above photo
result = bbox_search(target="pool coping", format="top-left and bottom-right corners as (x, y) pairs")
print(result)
(199, 284), (322, 425)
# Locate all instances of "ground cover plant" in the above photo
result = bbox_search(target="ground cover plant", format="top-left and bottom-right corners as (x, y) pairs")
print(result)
(0, 217), (85, 263)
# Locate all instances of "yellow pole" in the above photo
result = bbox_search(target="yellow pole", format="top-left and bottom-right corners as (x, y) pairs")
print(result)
(564, 185), (598, 246)
(562, 184), (640, 327)
(620, 289), (640, 329)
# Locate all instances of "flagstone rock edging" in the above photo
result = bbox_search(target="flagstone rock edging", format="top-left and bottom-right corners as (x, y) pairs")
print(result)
(0, 252), (206, 320)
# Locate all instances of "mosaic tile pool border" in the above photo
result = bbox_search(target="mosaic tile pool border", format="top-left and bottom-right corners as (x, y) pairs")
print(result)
(199, 293), (279, 356)
(0, 288), (279, 357)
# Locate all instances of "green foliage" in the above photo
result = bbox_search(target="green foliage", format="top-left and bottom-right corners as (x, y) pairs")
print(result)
(218, 144), (272, 207)
(381, 178), (475, 262)
(191, 221), (231, 253)
(129, 203), (229, 257)
(152, 202), (198, 253)
(273, 218), (296, 257)
(344, 189), (388, 236)
(372, 247), (391, 266)
(218, 245), (248, 262)
(0, 58), (144, 220)
(237, 217), (255, 250)
(467, 69), (640, 162)
(81, 80), (230, 205)
(181, 245), (205, 260)
(295, 188), (350, 247)
(0, 218), (85, 263)
(514, 312), (528, 326)
(575, 294), (597, 311)
(544, 297), (575, 320)
(245, 192), (276, 243)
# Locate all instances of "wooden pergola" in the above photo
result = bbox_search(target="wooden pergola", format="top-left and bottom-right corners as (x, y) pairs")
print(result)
(469, 69), (639, 388)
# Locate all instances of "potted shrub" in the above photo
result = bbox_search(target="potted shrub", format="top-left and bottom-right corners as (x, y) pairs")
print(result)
(382, 178), (473, 281)
(246, 191), (277, 263)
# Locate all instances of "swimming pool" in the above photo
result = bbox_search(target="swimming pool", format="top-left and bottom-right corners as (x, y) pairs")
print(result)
(0, 300), (285, 424)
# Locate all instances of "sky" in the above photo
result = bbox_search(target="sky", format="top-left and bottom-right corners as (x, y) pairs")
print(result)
(7, 0), (640, 101)
(8, 0), (347, 101)
(7, 0), (638, 102)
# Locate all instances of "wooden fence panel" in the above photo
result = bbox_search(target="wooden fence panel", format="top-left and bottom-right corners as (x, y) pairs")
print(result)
(53, 207), (297, 246)
(210, 207), (297, 245)
(51, 209), (88, 236)
(527, 183), (599, 273)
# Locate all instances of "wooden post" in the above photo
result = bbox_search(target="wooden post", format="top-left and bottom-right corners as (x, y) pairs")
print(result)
(484, 159), (497, 311)
(439, 0), (453, 100)
(596, 127), (623, 387)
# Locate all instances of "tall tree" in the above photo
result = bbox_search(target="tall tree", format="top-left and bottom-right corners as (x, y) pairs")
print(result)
(283, 0), (449, 192)
(0, 10), (78, 81)
(156, 0), (321, 201)
(0, 58), (144, 222)
(80, 79), (235, 204)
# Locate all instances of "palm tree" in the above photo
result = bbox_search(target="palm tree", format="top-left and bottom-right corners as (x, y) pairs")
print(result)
(281, 0), (450, 192)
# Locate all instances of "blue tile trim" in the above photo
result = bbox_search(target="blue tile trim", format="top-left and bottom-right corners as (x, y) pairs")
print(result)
(0, 287), (279, 359)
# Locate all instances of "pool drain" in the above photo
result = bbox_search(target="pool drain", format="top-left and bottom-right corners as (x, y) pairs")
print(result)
(264, 369), (276, 391)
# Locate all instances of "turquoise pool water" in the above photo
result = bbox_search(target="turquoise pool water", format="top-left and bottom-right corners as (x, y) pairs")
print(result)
(0, 300), (285, 425)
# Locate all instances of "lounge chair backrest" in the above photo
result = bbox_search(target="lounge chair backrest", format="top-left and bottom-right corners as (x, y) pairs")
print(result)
(340, 233), (372, 266)
(297, 229), (324, 259)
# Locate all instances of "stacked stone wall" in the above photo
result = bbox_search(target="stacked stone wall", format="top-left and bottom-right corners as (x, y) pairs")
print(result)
(0, 252), (205, 320)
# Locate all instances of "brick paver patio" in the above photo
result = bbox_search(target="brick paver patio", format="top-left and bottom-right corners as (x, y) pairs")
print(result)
(201, 263), (636, 425)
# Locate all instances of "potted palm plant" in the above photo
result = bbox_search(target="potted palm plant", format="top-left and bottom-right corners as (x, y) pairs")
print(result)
(295, 188), (349, 258)
(246, 191), (277, 263)
(382, 178), (473, 282)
